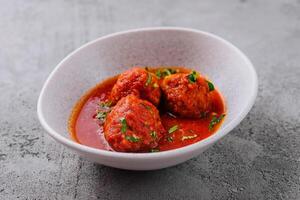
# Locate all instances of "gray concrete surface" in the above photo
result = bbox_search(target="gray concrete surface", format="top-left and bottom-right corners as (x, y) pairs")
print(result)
(0, 0), (299, 199)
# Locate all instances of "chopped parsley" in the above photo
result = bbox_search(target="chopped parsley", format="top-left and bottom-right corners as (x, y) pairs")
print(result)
(167, 136), (173, 142)
(150, 131), (157, 139)
(125, 135), (140, 143)
(96, 111), (107, 121)
(168, 125), (179, 134)
(145, 73), (152, 86)
(100, 101), (112, 108)
(96, 101), (112, 123)
(209, 114), (225, 130)
(120, 117), (127, 133)
(155, 68), (177, 79)
(188, 71), (198, 83)
(163, 69), (171, 76)
(150, 148), (160, 152)
(156, 70), (162, 78)
(168, 68), (177, 74)
(206, 80), (215, 91)
(182, 134), (197, 141)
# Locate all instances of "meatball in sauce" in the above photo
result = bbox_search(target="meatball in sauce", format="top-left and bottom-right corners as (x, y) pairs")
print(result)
(110, 67), (161, 106)
(104, 95), (165, 152)
(160, 72), (212, 118)
(69, 67), (226, 153)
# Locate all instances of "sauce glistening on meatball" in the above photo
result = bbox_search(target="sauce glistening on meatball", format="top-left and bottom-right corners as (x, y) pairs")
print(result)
(68, 67), (226, 153)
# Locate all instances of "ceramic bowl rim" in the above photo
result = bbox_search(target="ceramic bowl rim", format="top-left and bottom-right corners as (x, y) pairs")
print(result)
(37, 27), (258, 159)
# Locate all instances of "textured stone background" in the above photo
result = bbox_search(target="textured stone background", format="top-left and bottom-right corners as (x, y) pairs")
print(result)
(0, 0), (299, 199)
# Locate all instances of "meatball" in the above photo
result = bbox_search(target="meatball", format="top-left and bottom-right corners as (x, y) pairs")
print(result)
(160, 71), (212, 118)
(110, 67), (161, 106)
(104, 95), (165, 152)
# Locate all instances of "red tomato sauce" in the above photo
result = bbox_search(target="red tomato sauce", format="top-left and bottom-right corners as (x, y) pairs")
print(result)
(68, 67), (226, 152)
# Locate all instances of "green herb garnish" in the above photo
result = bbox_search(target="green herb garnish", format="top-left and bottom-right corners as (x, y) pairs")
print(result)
(96, 111), (107, 121)
(182, 134), (197, 141)
(125, 135), (140, 143)
(120, 117), (127, 133)
(168, 68), (177, 74)
(206, 80), (215, 91)
(145, 73), (152, 86)
(168, 125), (179, 134)
(163, 69), (171, 76)
(162, 68), (177, 76)
(209, 114), (225, 130)
(100, 101), (112, 108)
(150, 131), (157, 139)
(156, 70), (162, 78)
(188, 71), (198, 83)
(156, 68), (177, 79)
(150, 148), (160, 152)
(96, 101), (112, 122)
(167, 136), (173, 142)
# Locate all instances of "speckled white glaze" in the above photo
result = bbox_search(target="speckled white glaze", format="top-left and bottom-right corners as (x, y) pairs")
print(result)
(37, 27), (257, 170)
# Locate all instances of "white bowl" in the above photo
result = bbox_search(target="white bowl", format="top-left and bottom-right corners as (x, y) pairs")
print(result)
(37, 27), (257, 170)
